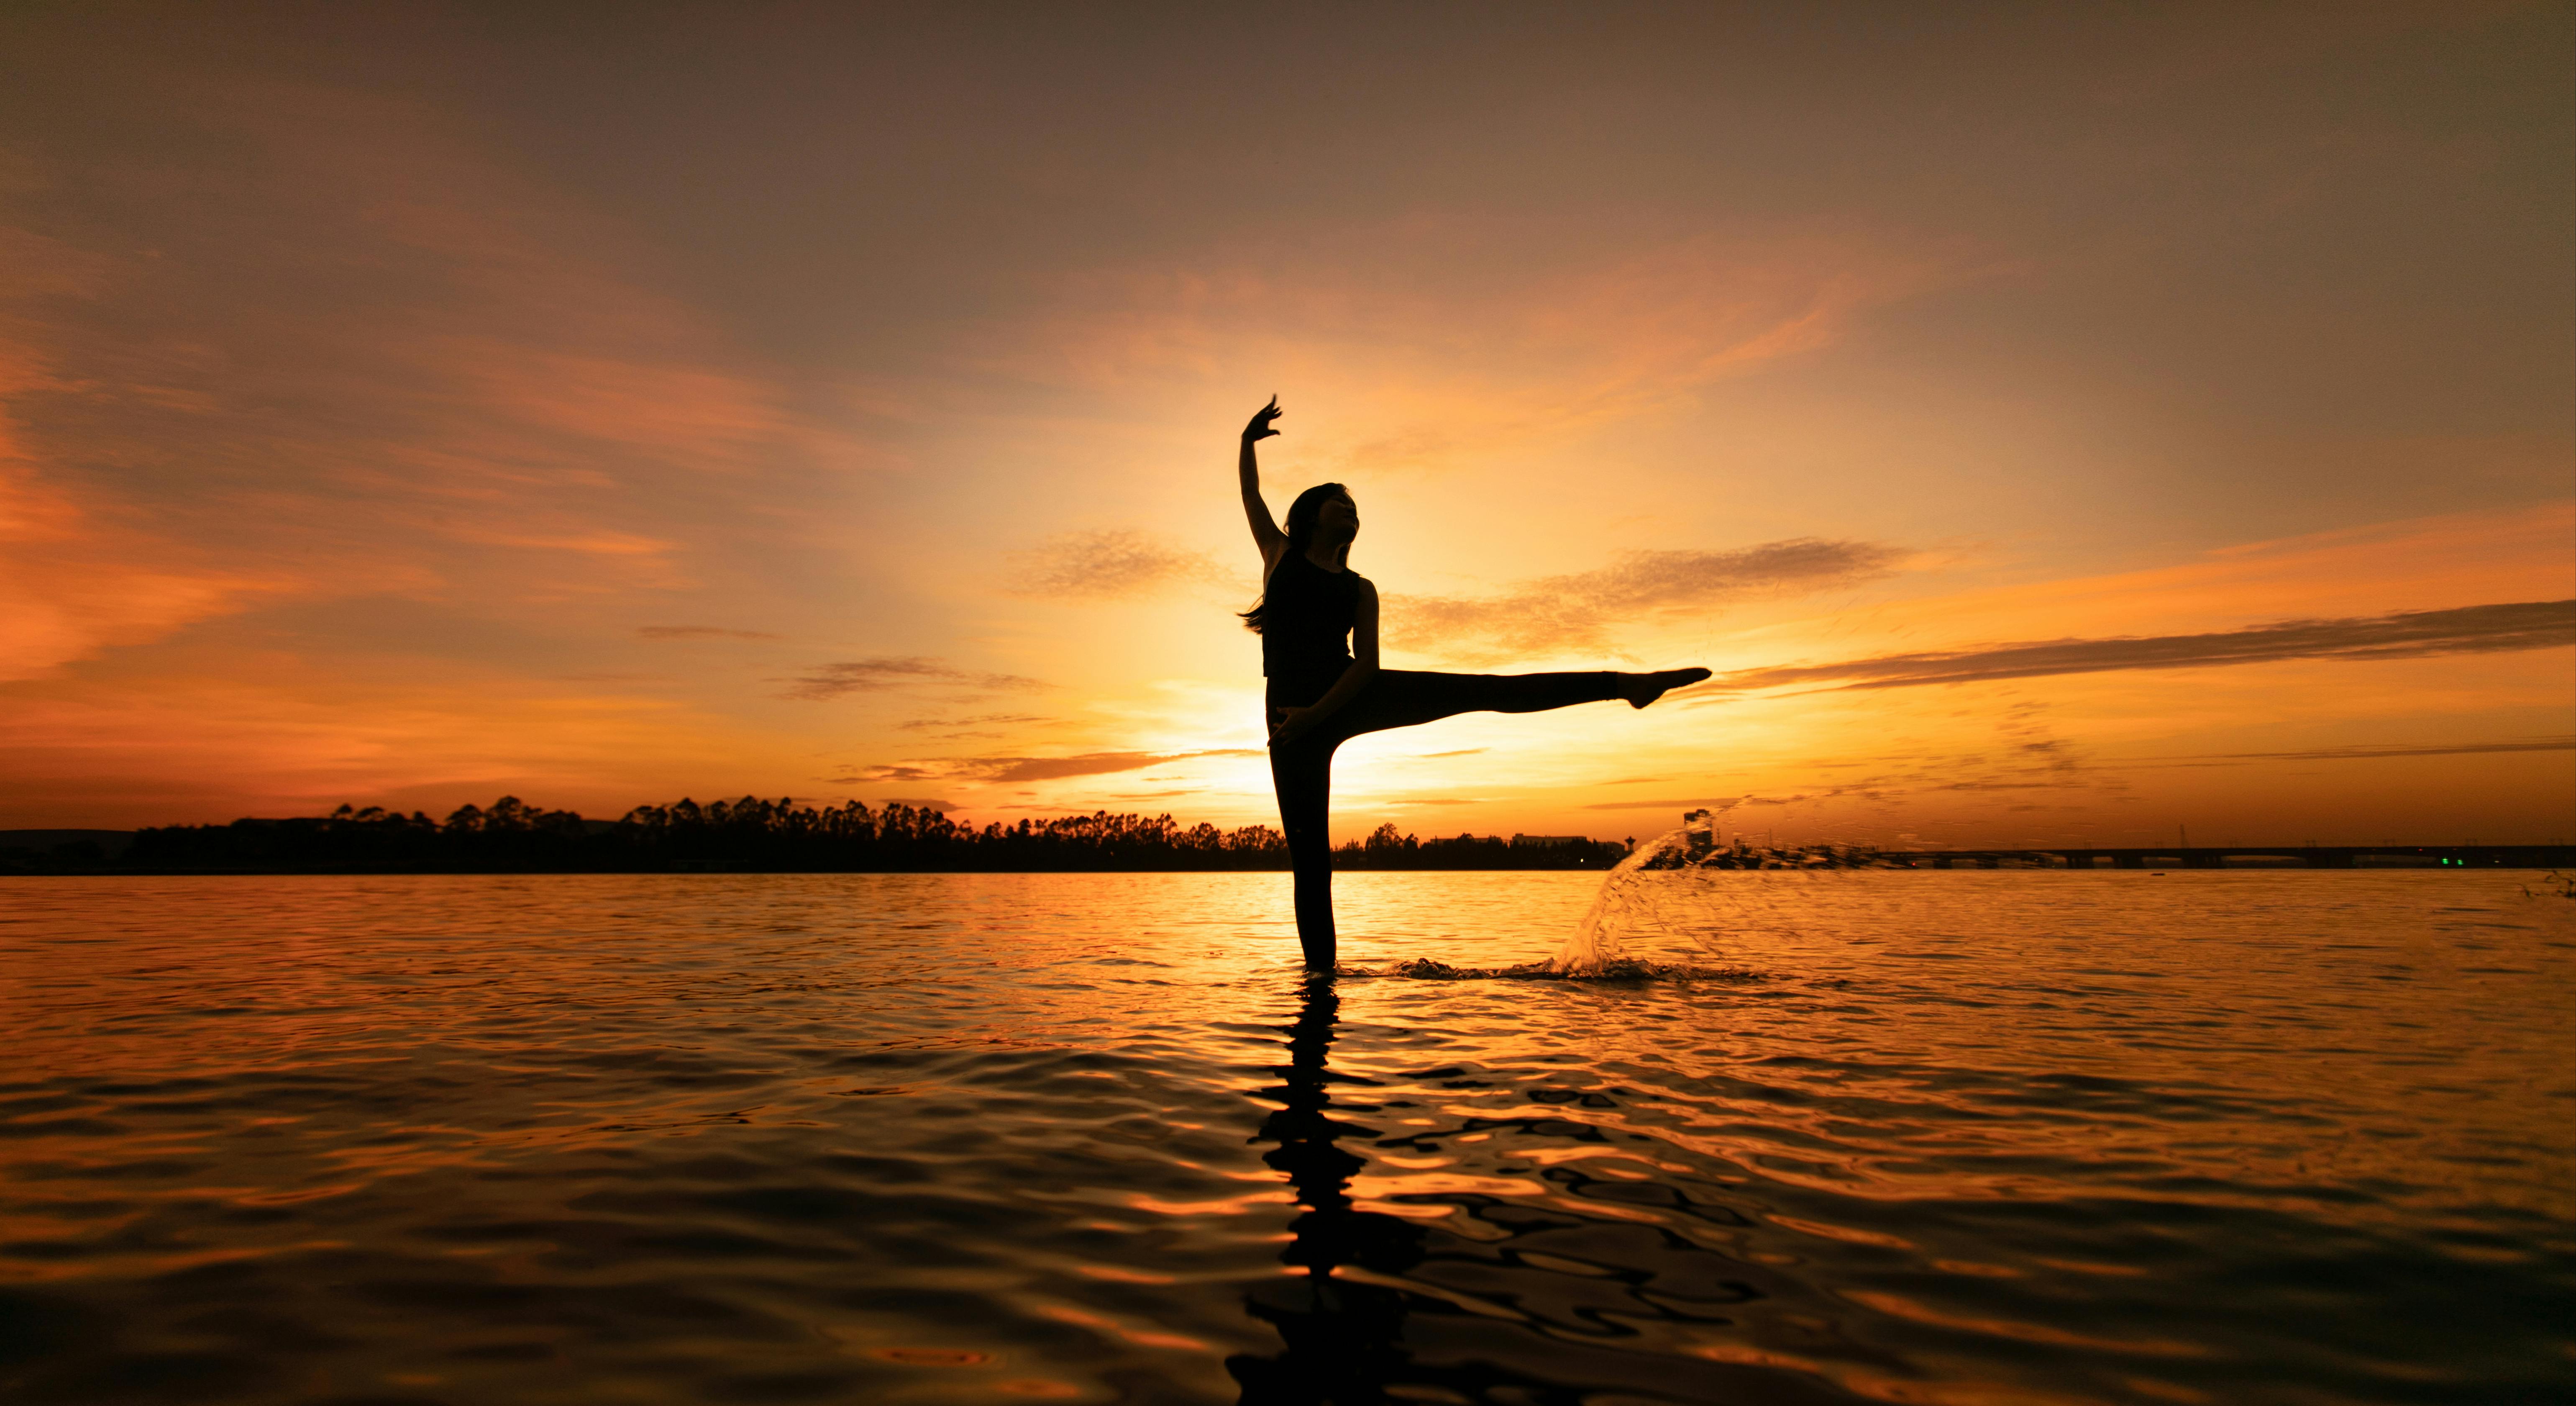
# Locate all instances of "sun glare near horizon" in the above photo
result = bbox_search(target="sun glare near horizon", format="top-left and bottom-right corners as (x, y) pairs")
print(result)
(2, 5), (2569, 845)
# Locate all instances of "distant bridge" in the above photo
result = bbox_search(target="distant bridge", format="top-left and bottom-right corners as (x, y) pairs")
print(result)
(1880, 844), (2572, 870)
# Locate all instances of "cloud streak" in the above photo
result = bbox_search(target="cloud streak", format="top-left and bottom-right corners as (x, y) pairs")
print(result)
(2178, 736), (2576, 765)
(898, 713), (1050, 732)
(2232, 737), (2575, 760)
(1006, 529), (1233, 600)
(1705, 600), (2576, 693)
(779, 657), (1047, 701)
(1014, 226), (1964, 459)
(639, 625), (779, 641)
(1387, 538), (1907, 655)
(848, 748), (1262, 784)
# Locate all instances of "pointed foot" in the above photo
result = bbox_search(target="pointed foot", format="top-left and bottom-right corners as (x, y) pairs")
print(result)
(1623, 667), (1711, 709)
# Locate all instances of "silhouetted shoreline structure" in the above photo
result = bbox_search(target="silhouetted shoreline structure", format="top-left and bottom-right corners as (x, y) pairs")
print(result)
(1666, 813), (2572, 870)
(0, 797), (1630, 875)
(5, 800), (2560, 875)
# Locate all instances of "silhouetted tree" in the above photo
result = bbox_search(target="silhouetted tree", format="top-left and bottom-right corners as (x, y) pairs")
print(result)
(97, 797), (1625, 874)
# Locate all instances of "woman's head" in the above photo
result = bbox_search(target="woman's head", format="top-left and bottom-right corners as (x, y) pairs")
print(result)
(1240, 482), (1358, 634)
(1284, 482), (1357, 555)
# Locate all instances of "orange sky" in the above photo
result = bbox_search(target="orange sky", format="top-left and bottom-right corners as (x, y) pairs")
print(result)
(3, 4), (2569, 845)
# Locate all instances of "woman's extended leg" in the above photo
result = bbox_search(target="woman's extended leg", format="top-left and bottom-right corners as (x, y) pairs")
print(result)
(1267, 668), (1703, 969)
(1331, 670), (1623, 735)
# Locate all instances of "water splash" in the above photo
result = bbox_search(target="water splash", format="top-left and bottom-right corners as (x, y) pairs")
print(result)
(1359, 826), (1794, 980)
(1552, 828), (1695, 975)
(1371, 956), (1763, 982)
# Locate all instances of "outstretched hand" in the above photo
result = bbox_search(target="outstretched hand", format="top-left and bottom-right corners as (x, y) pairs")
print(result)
(1243, 395), (1283, 442)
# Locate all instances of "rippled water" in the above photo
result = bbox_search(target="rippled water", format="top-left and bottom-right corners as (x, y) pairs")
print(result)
(3, 871), (2571, 1405)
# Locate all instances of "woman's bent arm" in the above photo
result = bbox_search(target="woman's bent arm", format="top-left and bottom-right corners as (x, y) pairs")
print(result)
(1273, 580), (1379, 742)
(1240, 398), (1286, 564)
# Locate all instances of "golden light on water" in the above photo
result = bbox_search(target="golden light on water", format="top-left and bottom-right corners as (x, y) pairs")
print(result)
(5, 871), (2565, 1398)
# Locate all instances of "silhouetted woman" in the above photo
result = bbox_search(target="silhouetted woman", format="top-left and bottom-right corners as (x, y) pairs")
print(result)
(1238, 397), (1708, 968)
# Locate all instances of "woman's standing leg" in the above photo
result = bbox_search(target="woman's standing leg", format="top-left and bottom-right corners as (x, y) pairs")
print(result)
(1266, 668), (1694, 968)
(1269, 733), (1340, 969)
(1270, 672), (1607, 968)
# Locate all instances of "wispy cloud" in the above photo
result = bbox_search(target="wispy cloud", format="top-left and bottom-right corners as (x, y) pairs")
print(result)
(845, 747), (1262, 784)
(2227, 737), (2575, 761)
(2165, 736), (2576, 765)
(1014, 226), (1966, 457)
(1705, 600), (2575, 693)
(638, 624), (780, 641)
(0, 346), (299, 681)
(898, 713), (1051, 732)
(1580, 703), (2121, 818)
(1387, 538), (1906, 655)
(779, 657), (1047, 701)
(1006, 529), (1234, 600)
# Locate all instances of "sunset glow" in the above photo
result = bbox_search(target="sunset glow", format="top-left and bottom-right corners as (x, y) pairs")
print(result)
(3, 6), (2568, 844)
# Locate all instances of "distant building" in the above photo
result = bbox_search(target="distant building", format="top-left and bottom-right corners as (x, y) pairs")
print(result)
(1511, 834), (1587, 849)
(1683, 808), (1716, 854)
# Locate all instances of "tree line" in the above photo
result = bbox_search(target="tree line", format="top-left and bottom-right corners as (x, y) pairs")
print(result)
(3, 796), (1631, 874)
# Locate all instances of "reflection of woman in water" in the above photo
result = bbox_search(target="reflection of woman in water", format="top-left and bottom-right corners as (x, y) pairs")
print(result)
(1228, 977), (1564, 1402)
(1238, 397), (1709, 969)
(1227, 976), (1424, 1399)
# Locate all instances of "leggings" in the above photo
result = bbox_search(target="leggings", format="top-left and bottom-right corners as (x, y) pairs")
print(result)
(1268, 670), (1623, 967)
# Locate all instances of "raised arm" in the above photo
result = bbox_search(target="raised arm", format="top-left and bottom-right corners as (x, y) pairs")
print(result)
(1239, 396), (1286, 565)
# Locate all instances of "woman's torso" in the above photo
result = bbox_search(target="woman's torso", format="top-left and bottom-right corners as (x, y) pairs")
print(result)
(1261, 549), (1364, 706)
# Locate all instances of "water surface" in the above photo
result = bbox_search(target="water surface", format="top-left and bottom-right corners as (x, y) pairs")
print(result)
(2, 870), (2570, 1403)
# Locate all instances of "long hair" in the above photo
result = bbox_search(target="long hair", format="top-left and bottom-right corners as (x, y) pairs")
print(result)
(1239, 482), (1351, 635)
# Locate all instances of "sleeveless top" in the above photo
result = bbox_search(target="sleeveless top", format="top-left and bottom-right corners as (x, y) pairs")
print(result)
(1261, 549), (1365, 706)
